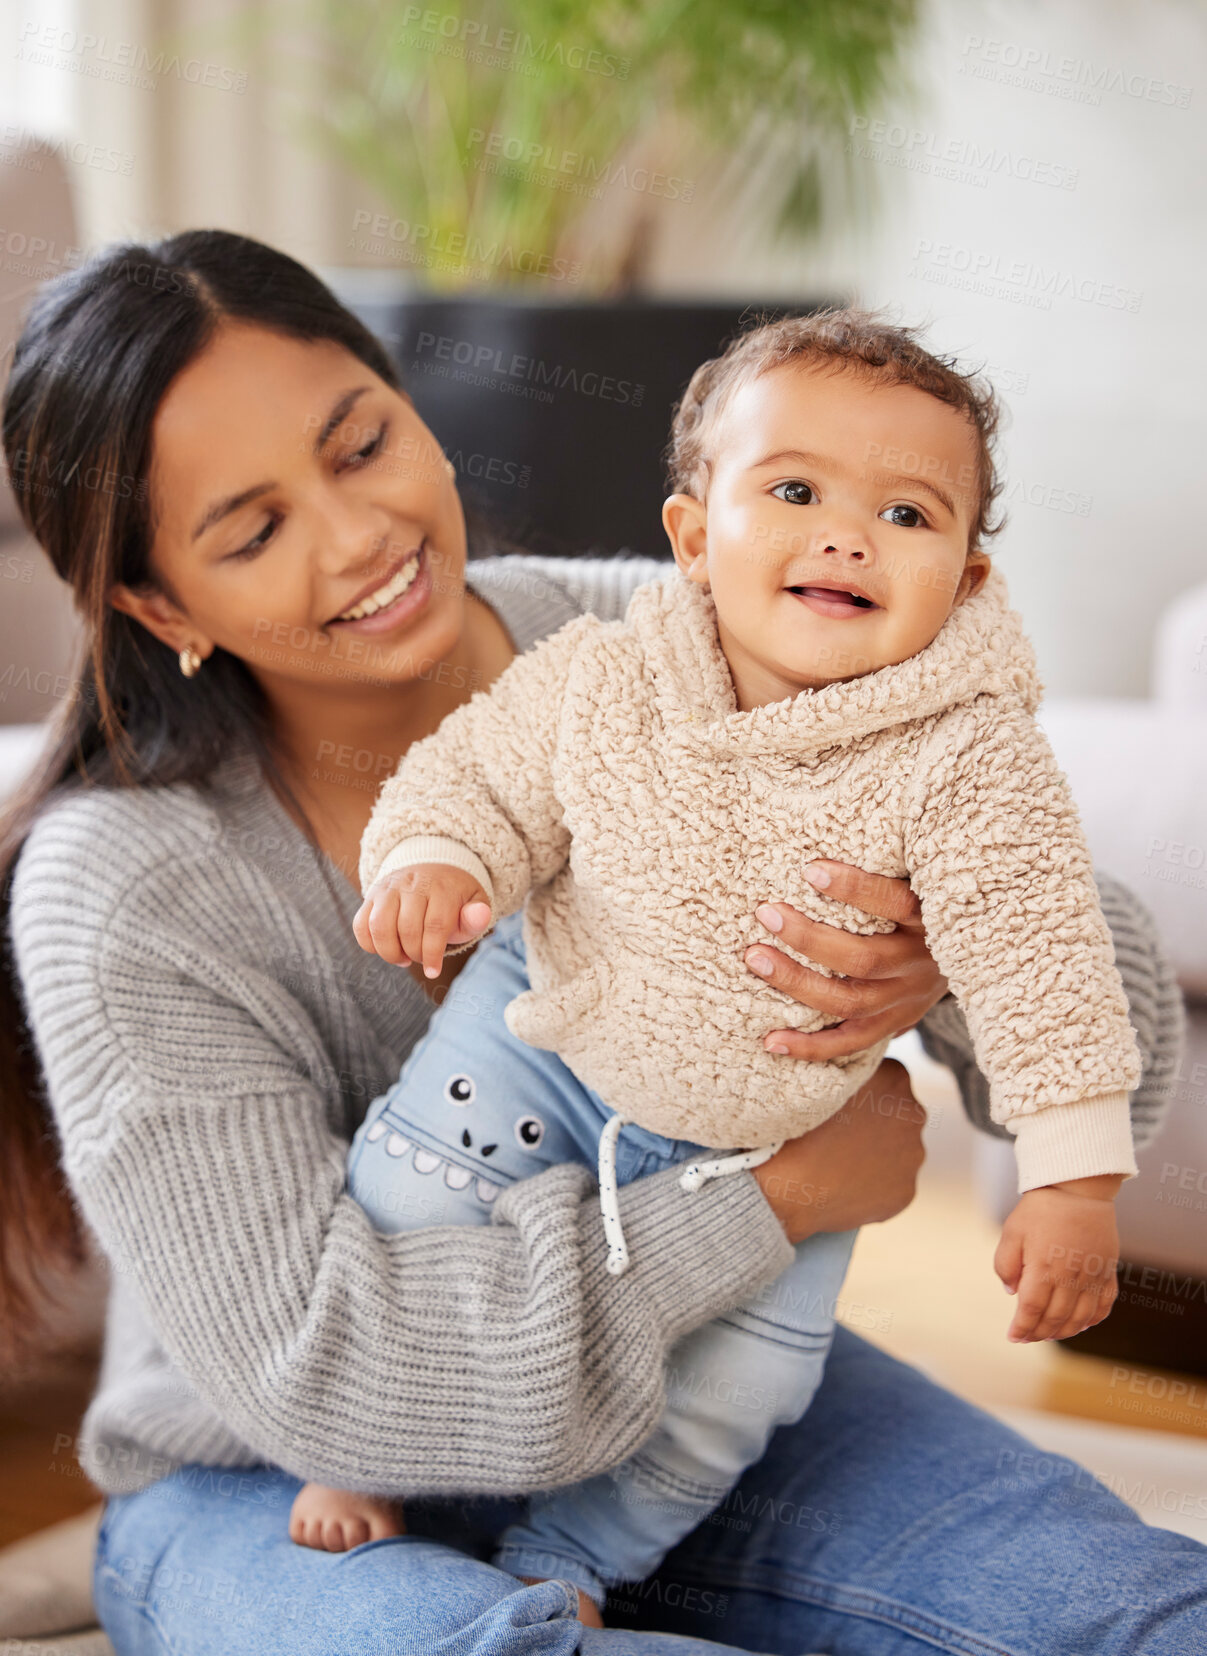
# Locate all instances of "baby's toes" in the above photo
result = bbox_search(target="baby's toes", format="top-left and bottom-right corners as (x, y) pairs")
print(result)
(321, 1517), (352, 1552)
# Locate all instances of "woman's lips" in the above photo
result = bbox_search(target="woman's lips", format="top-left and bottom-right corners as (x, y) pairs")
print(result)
(787, 585), (878, 621)
(327, 542), (432, 635)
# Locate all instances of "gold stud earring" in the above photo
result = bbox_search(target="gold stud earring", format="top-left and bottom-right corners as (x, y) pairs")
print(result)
(178, 645), (202, 678)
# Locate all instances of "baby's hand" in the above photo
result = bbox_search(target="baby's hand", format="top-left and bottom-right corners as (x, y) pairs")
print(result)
(354, 863), (493, 977)
(994, 1174), (1123, 1344)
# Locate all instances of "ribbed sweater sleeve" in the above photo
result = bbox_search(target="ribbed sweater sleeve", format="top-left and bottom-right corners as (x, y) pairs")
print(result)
(904, 702), (1143, 1187)
(9, 798), (794, 1498)
(359, 614), (599, 911)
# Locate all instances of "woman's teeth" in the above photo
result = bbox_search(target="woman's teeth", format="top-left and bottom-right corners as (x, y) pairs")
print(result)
(336, 550), (421, 621)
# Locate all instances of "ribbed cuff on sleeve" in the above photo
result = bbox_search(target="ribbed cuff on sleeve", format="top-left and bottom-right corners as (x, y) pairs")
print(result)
(1007, 1091), (1138, 1192)
(372, 836), (496, 906)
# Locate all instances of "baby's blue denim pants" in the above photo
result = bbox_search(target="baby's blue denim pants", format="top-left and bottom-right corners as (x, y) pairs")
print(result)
(346, 910), (857, 1608)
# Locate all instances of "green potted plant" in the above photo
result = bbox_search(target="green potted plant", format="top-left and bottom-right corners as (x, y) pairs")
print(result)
(267, 0), (921, 553)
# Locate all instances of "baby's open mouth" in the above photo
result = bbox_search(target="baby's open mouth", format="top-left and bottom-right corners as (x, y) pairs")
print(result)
(786, 583), (878, 614)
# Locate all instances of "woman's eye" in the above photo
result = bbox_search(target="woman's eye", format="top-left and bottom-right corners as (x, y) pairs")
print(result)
(880, 503), (927, 529)
(342, 424), (387, 470)
(227, 514), (279, 562)
(772, 480), (815, 506)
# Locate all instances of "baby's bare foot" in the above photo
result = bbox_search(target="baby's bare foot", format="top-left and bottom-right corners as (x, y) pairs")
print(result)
(289, 1481), (405, 1552)
(520, 1575), (605, 1627)
(576, 1590), (606, 1628)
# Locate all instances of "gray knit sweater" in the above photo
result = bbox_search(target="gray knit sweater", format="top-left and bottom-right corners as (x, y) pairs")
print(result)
(8, 555), (1182, 1500)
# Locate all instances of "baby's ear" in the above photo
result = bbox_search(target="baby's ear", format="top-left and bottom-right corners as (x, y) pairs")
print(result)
(954, 551), (992, 606)
(662, 493), (710, 584)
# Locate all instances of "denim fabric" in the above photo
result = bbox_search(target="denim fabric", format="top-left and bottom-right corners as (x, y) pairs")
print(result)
(345, 911), (856, 1603)
(93, 1329), (1207, 1654)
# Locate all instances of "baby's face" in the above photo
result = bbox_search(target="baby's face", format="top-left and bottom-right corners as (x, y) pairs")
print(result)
(664, 361), (991, 709)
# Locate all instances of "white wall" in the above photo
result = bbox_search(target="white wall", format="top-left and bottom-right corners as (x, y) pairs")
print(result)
(644, 0), (1207, 697)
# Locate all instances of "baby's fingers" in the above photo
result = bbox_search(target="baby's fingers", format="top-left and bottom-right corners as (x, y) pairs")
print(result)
(1007, 1262), (1057, 1343)
(1054, 1287), (1104, 1341)
(994, 1227), (1024, 1296)
(419, 889), (467, 978)
(446, 892), (493, 947)
(1027, 1279), (1082, 1343)
(1068, 1271), (1118, 1337)
(355, 885), (410, 967)
(461, 898), (493, 935)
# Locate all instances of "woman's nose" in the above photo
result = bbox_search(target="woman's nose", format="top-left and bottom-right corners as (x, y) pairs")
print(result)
(313, 489), (397, 574)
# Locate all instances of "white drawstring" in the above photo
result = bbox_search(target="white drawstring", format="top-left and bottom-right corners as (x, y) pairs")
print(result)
(597, 1116), (785, 1278)
(598, 1113), (632, 1275)
(678, 1141), (784, 1192)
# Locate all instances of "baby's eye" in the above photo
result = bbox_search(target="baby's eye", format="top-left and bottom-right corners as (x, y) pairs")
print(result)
(515, 1115), (545, 1150)
(771, 480), (815, 506)
(880, 503), (926, 529)
(445, 1074), (476, 1106)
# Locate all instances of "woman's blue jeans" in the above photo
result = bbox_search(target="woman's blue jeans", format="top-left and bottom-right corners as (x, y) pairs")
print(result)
(94, 1327), (1206, 1656)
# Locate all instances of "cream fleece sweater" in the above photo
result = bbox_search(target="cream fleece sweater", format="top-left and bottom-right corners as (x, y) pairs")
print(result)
(361, 563), (1142, 1191)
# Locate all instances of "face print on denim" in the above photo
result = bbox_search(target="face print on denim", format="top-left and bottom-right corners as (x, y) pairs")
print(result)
(350, 1032), (590, 1229)
(345, 916), (606, 1235)
(369, 1068), (552, 1198)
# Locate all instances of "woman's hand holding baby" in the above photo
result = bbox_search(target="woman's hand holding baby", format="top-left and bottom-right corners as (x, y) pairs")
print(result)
(995, 1174), (1123, 1343)
(748, 860), (947, 1058)
(354, 864), (493, 977)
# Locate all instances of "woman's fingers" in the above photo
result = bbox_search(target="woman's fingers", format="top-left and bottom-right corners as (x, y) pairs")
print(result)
(803, 860), (923, 927)
(745, 946), (877, 1018)
(746, 862), (949, 1055)
(753, 905), (916, 981)
(762, 1014), (906, 1060)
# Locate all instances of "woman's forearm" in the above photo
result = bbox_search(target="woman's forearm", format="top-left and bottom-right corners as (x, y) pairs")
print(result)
(754, 1058), (926, 1242)
(11, 815), (792, 1500)
(73, 1115), (792, 1497)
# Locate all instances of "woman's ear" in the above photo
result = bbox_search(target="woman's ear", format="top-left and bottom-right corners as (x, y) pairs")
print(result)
(662, 493), (710, 585)
(109, 581), (213, 660)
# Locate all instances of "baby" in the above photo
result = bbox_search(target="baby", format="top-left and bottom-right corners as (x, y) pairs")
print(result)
(290, 311), (1141, 1619)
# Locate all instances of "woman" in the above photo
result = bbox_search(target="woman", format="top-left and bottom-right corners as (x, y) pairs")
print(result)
(0, 231), (1199, 1655)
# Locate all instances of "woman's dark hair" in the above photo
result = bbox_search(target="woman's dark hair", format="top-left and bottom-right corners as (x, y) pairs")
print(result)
(0, 230), (402, 1361)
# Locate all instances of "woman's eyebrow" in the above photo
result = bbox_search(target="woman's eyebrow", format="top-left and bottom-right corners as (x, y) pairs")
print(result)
(190, 385), (373, 542)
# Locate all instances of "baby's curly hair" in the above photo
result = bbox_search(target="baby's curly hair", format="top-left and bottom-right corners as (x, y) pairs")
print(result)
(666, 308), (1006, 553)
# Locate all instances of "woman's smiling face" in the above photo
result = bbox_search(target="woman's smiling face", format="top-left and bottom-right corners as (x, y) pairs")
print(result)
(117, 320), (469, 692)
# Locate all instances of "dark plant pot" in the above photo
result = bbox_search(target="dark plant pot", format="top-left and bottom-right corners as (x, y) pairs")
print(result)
(336, 289), (835, 560)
